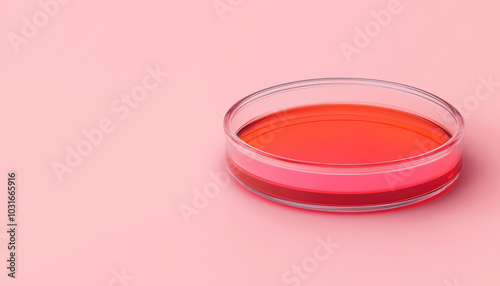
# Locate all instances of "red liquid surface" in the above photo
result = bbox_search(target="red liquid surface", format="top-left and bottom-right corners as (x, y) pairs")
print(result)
(231, 104), (460, 208)
(238, 104), (452, 164)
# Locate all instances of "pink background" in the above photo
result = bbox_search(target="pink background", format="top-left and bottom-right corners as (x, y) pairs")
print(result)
(1, 0), (500, 285)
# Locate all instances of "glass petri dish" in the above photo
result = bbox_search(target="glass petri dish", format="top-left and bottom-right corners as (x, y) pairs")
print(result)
(223, 78), (464, 212)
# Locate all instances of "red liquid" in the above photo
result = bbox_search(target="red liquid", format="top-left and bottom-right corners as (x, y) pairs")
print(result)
(238, 104), (451, 164)
(230, 104), (460, 208)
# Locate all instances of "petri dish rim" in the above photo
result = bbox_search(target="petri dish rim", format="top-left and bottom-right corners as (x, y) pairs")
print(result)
(223, 78), (465, 168)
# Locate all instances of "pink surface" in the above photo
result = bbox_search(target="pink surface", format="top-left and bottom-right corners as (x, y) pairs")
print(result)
(1, 0), (499, 285)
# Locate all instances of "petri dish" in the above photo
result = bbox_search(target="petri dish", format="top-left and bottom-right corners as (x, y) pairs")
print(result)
(223, 78), (464, 212)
